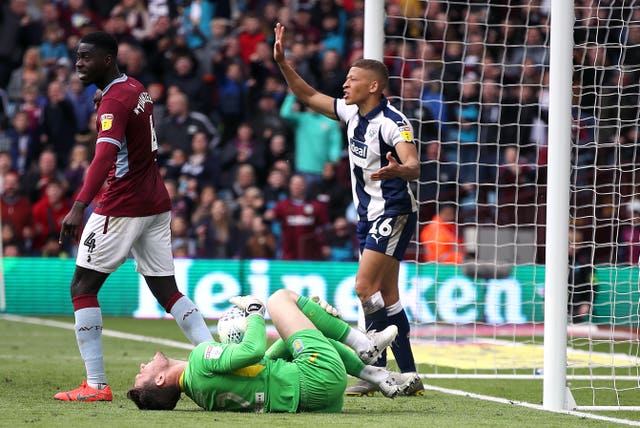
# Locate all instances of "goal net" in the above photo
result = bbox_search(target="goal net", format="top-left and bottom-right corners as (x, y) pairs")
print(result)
(383, 0), (640, 410)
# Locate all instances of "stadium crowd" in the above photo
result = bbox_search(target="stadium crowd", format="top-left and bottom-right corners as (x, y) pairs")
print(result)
(0, 0), (638, 265)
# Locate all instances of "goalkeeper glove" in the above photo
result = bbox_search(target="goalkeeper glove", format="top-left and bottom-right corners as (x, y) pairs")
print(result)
(229, 296), (266, 318)
(311, 296), (341, 318)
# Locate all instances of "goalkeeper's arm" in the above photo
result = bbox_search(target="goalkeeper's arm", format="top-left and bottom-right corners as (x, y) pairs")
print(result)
(219, 315), (267, 371)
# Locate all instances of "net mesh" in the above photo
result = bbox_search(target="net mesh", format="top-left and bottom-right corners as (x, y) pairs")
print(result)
(384, 0), (640, 408)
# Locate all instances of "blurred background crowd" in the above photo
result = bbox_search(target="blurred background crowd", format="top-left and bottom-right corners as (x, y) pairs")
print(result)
(0, 0), (638, 266)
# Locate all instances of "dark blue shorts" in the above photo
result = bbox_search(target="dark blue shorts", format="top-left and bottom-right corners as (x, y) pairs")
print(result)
(356, 212), (417, 260)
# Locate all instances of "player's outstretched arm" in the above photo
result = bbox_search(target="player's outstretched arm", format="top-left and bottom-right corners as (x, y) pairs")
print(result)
(273, 22), (336, 119)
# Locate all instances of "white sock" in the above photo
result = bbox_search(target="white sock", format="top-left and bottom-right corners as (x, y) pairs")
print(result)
(358, 365), (388, 385)
(362, 291), (385, 315)
(344, 327), (371, 354)
(74, 307), (107, 387)
(170, 296), (213, 345)
(386, 300), (403, 316)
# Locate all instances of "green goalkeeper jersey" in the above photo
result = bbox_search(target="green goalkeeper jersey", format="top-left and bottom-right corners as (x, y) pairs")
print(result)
(180, 315), (300, 412)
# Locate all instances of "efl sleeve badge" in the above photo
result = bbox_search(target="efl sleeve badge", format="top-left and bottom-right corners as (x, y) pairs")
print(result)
(399, 125), (413, 142)
(100, 113), (114, 131)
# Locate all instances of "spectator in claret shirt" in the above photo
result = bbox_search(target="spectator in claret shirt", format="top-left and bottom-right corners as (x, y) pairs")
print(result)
(266, 174), (330, 260)
(21, 149), (68, 204)
(1, 171), (33, 243)
(31, 180), (71, 253)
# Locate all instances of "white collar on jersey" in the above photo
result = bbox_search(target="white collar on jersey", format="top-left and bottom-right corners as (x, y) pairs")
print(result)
(102, 74), (128, 96)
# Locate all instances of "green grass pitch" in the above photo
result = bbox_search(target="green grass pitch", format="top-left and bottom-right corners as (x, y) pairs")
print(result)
(1, 316), (638, 427)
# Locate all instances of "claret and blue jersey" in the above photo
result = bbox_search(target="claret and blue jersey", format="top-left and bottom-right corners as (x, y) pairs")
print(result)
(94, 74), (170, 217)
(334, 96), (418, 221)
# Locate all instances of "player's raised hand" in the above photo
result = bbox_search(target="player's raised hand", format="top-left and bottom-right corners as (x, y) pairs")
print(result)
(371, 152), (401, 181)
(273, 22), (286, 64)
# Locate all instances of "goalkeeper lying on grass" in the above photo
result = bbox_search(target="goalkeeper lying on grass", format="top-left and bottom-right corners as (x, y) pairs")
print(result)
(127, 289), (420, 412)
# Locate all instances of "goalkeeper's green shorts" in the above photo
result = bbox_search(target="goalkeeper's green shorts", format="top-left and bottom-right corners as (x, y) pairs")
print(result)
(287, 329), (347, 413)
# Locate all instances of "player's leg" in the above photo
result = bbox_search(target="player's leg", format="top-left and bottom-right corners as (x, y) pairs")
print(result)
(346, 249), (395, 396)
(266, 290), (316, 340)
(350, 213), (422, 396)
(267, 289), (397, 365)
(356, 248), (394, 365)
(329, 338), (406, 398)
(134, 212), (212, 345)
(354, 214), (416, 366)
(264, 324), (409, 399)
(379, 263), (424, 396)
(267, 291), (346, 412)
(55, 213), (127, 401)
(378, 211), (423, 396)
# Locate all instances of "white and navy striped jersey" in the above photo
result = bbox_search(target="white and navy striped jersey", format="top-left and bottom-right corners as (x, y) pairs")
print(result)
(334, 96), (418, 221)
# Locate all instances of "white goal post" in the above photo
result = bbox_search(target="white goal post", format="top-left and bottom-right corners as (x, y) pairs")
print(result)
(368, 0), (640, 412)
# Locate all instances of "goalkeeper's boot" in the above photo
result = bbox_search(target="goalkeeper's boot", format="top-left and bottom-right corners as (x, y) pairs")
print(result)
(394, 372), (425, 397)
(54, 380), (113, 402)
(345, 379), (379, 397)
(357, 325), (398, 365)
(378, 370), (402, 399)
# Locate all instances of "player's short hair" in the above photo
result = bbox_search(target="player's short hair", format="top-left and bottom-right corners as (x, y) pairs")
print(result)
(79, 31), (119, 57)
(351, 58), (389, 91)
(127, 381), (180, 410)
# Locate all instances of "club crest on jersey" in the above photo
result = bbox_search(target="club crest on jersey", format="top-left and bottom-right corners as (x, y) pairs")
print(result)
(399, 125), (413, 142)
(292, 339), (305, 355)
(100, 114), (114, 131)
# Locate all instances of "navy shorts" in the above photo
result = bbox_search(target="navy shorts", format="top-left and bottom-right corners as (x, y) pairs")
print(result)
(356, 212), (417, 260)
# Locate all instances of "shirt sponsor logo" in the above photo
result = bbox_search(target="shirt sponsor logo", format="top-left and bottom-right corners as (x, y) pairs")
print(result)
(100, 113), (114, 131)
(349, 137), (367, 158)
(286, 215), (314, 226)
(399, 125), (413, 142)
(204, 345), (223, 359)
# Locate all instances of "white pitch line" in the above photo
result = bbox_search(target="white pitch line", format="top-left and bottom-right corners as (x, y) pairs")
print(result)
(0, 314), (193, 350)
(424, 383), (640, 427)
